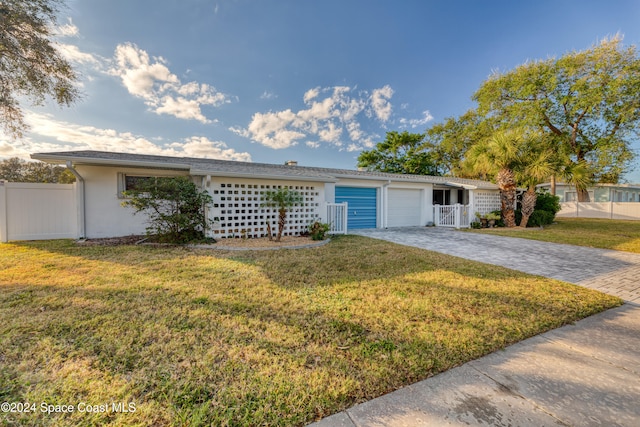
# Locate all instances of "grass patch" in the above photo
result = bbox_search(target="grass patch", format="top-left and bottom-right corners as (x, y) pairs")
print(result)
(471, 218), (640, 253)
(0, 236), (621, 426)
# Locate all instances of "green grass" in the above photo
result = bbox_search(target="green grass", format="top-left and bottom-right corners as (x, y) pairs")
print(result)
(0, 236), (621, 426)
(472, 218), (640, 253)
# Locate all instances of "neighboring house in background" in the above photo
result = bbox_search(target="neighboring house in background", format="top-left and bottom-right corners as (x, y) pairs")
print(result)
(17, 151), (500, 240)
(537, 182), (640, 203)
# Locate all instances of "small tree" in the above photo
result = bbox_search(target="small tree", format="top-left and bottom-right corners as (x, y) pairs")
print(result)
(121, 176), (213, 243)
(261, 187), (302, 242)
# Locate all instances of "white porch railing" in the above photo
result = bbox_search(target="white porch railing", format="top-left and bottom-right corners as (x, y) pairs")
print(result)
(434, 204), (471, 228)
(325, 202), (348, 234)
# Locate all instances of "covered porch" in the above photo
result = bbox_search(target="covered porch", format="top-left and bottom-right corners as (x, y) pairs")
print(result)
(432, 183), (501, 228)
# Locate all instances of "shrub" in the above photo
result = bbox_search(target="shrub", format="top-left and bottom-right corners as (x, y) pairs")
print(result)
(528, 210), (556, 227)
(535, 190), (561, 214)
(514, 190), (561, 227)
(122, 176), (214, 243)
(490, 210), (505, 227)
(308, 221), (330, 241)
(515, 209), (555, 227)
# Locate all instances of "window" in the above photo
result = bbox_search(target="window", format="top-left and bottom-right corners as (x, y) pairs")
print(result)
(565, 191), (595, 202)
(118, 173), (181, 198)
(433, 189), (450, 205)
(124, 175), (155, 192)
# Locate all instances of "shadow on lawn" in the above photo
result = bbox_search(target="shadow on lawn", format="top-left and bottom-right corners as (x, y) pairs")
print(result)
(0, 236), (623, 425)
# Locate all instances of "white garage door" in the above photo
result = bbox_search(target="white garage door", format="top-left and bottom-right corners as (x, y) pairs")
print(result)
(387, 189), (422, 227)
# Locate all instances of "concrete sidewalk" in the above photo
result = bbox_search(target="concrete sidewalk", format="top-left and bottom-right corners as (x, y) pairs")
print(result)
(309, 228), (640, 427)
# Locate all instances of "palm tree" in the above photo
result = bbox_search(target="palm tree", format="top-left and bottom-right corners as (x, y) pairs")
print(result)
(260, 187), (303, 242)
(517, 143), (554, 228)
(464, 129), (523, 227)
(520, 160), (590, 227)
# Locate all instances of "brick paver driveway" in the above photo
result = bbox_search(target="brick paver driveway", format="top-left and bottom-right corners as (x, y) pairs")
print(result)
(352, 227), (640, 304)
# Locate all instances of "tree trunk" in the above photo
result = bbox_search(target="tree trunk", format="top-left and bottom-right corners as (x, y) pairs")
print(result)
(577, 187), (591, 202)
(277, 208), (286, 242)
(497, 168), (517, 227)
(550, 175), (556, 196)
(520, 187), (537, 228)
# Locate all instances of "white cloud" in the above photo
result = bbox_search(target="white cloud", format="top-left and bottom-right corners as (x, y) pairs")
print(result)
(260, 91), (278, 100)
(12, 112), (251, 162)
(318, 122), (342, 143)
(156, 97), (212, 123)
(399, 110), (434, 129)
(370, 85), (394, 122)
(168, 137), (251, 161)
(233, 109), (305, 149)
(109, 43), (229, 123)
(56, 18), (79, 37)
(235, 85), (396, 150)
(306, 141), (320, 148)
(303, 87), (320, 104)
(51, 34), (229, 128)
(56, 43), (103, 67)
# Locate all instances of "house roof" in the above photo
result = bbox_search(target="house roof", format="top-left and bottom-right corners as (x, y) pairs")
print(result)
(538, 182), (640, 191)
(31, 150), (499, 190)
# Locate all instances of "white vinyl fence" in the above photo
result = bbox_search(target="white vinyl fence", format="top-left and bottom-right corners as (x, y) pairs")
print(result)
(434, 204), (471, 228)
(557, 202), (640, 221)
(325, 202), (348, 234)
(0, 181), (78, 242)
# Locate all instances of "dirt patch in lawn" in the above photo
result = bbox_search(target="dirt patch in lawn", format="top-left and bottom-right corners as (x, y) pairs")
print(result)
(202, 235), (327, 250)
(76, 234), (325, 250)
(76, 235), (147, 246)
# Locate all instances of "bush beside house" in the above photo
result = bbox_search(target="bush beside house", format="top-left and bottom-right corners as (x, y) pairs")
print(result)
(515, 190), (561, 227)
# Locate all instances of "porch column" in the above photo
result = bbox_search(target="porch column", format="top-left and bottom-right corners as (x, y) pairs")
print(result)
(468, 190), (476, 218)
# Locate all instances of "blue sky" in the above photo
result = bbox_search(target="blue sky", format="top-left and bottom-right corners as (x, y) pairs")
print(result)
(3, 0), (640, 181)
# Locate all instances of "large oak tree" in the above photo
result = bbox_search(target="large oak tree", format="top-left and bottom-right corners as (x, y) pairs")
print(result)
(473, 36), (640, 201)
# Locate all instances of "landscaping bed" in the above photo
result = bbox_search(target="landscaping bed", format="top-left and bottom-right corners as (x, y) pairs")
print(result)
(0, 236), (622, 426)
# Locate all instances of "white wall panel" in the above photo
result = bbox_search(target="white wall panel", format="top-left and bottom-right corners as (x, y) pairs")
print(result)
(2, 182), (77, 241)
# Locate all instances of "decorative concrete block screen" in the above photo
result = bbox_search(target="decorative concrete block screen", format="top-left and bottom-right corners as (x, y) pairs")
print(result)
(209, 180), (321, 238)
(474, 191), (501, 214)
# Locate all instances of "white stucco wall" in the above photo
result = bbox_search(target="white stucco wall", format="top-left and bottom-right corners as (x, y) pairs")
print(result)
(76, 165), (189, 238)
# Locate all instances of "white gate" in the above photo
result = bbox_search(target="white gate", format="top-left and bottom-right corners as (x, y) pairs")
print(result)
(325, 202), (348, 234)
(0, 181), (78, 242)
(434, 204), (470, 228)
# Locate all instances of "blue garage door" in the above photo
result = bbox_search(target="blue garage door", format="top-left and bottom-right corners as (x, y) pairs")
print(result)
(335, 187), (377, 229)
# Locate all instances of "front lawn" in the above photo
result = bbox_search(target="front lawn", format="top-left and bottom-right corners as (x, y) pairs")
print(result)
(472, 218), (640, 253)
(0, 236), (621, 426)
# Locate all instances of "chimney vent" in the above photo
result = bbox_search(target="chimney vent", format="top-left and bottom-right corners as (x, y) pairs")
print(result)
(284, 160), (298, 166)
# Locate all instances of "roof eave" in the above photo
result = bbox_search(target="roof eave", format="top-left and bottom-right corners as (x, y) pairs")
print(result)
(190, 169), (338, 183)
(31, 153), (191, 171)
